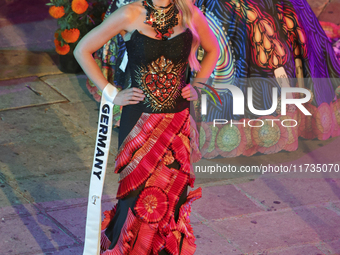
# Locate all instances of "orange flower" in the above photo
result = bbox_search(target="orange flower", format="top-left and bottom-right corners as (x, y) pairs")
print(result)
(101, 12), (106, 21)
(71, 0), (89, 14)
(54, 32), (59, 39)
(54, 39), (70, 55)
(61, 28), (80, 43)
(49, 6), (65, 19)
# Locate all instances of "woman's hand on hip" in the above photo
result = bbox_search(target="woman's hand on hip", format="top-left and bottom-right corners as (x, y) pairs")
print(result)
(112, 87), (145, 106)
(181, 83), (198, 101)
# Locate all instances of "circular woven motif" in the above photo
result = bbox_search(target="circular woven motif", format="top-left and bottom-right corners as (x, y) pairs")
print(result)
(198, 122), (211, 157)
(298, 103), (317, 139)
(215, 122), (246, 157)
(216, 124), (241, 152)
(252, 116), (288, 154)
(241, 118), (257, 156)
(253, 121), (280, 148)
(298, 88), (314, 103)
(204, 122), (220, 159)
(134, 186), (169, 223)
(280, 114), (298, 151)
(313, 102), (333, 140)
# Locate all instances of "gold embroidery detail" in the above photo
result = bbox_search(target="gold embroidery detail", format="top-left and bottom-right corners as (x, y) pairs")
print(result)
(136, 56), (186, 111)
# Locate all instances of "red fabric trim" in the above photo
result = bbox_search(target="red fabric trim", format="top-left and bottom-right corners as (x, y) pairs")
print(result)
(164, 232), (179, 255)
(114, 114), (162, 171)
(102, 205), (117, 230)
(129, 223), (157, 255)
(100, 230), (112, 253)
(179, 238), (197, 255)
(101, 208), (141, 255)
(152, 233), (166, 255)
(116, 109), (188, 199)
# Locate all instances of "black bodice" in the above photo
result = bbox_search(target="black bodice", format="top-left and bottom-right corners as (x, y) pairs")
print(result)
(124, 27), (193, 113)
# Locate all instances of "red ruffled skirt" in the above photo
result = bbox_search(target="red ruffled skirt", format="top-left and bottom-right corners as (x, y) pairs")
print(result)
(100, 107), (202, 255)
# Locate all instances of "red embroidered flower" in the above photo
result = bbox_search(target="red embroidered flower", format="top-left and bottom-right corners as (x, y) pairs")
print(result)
(134, 187), (169, 223)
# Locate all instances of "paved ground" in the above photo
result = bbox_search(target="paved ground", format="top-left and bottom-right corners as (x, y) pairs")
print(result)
(1, 0), (340, 254)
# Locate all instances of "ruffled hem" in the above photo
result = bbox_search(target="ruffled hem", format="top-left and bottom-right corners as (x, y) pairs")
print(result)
(199, 98), (340, 158)
(100, 188), (202, 255)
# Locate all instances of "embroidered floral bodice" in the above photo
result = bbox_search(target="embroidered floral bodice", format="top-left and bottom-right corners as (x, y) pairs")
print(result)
(124, 28), (193, 113)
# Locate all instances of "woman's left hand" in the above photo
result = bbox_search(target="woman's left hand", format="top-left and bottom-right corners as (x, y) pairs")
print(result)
(181, 83), (199, 101)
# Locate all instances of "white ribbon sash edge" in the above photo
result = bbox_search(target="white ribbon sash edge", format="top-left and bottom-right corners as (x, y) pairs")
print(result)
(83, 84), (118, 255)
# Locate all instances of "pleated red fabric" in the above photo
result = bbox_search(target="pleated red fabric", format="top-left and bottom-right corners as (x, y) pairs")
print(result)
(100, 108), (202, 255)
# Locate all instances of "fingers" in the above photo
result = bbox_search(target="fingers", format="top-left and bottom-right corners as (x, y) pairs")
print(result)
(181, 84), (198, 101)
(125, 88), (145, 99)
(181, 84), (191, 92)
(182, 93), (191, 98)
(130, 95), (145, 102)
(182, 91), (192, 99)
(130, 88), (145, 99)
(125, 88), (144, 95)
(182, 93), (197, 101)
(113, 87), (145, 106)
(124, 87), (145, 105)
(131, 87), (144, 94)
(127, 100), (142, 104)
(116, 84), (199, 105)
(181, 84), (191, 98)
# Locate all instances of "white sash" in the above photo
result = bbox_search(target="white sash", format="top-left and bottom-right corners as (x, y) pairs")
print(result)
(83, 84), (118, 255)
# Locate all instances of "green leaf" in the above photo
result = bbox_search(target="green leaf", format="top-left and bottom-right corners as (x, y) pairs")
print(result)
(66, 11), (73, 20)
(201, 88), (217, 105)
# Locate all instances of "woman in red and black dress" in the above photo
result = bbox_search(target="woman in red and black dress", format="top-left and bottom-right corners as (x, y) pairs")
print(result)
(74, 0), (219, 253)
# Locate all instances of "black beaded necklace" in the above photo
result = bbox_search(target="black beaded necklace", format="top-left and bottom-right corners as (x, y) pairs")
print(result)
(142, 0), (179, 41)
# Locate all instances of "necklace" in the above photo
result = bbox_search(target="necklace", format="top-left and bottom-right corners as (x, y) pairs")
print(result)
(153, 1), (172, 9)
(142, 0), (179, 41)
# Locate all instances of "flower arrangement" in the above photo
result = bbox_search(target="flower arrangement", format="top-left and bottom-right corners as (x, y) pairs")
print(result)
(47, 0), (110, 55)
